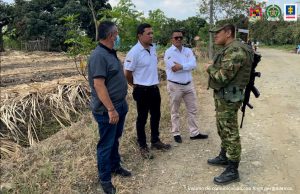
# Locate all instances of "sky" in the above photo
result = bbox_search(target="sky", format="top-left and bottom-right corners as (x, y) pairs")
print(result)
(108, 0), (199, 20)
(2, 0), (300, 20)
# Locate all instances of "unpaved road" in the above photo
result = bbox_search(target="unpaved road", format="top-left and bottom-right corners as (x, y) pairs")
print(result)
(137, 48), (300, 194)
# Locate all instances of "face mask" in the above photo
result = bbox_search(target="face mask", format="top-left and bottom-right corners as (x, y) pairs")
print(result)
(113, 35), (120, 50)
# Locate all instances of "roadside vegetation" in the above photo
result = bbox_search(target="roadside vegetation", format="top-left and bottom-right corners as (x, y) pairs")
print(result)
(260, 44), (297, 53)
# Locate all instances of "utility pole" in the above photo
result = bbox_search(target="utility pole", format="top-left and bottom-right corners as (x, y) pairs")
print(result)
(209, 0), (214, 59)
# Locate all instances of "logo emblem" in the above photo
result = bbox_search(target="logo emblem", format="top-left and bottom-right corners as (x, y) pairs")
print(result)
(249, 6), (262, 23)
(284, 4), (297, 21)
(266, 4), (282, 21)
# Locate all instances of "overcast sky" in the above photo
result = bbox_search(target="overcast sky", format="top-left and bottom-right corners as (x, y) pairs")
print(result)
(2, 0), (300, 20)
(109, 0), (199, 20)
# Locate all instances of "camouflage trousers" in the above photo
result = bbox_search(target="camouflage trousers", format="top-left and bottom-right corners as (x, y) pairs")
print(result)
(214, 98), (242, 162)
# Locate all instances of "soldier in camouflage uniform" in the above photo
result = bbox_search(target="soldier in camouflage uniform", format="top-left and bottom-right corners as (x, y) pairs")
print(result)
(205, 24), (254, 185)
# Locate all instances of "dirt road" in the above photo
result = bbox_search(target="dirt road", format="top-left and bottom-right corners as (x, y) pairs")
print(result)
(137, 48), (300, 193)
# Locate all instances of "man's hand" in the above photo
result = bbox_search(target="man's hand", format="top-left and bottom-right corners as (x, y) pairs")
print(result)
(171, 62), (183, 72)
(124, 70), (134, 86)
(108, 109), (119, 124)
(204, 61), (213, 71)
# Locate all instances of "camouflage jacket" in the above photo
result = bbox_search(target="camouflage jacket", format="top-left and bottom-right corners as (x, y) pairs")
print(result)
(207, 40), (253, 102)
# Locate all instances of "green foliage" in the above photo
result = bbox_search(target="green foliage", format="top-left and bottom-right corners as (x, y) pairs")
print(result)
(261, 44), (296, 52)
(5, 0), (110, 51)
(103, 0), (143, 51)
(3, 0), (298, 53)
(250, 20), (300, 45)
(198, 0), (262, 22)
(198, 24), (210, 43)
(62, 14), (95, 57)
(101, 0), (207, 49)
(0, 0), (14, 51)
(181, 16), (207, 46)
(143, 9), (168, 44)
(3, 35), (21, 50)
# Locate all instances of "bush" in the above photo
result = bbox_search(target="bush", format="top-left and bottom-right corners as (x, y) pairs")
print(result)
(3, 35), (21, 50)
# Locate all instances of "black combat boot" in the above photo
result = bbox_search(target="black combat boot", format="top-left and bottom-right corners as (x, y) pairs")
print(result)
(213, 160), (240, 185)
(207, 148), (229, 166)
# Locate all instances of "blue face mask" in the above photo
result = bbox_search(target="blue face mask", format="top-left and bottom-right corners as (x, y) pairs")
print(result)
(113, 35), (120, 50)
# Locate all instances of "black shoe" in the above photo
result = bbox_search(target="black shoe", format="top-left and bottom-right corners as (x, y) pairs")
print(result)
(140, 147), (154, 159)
(190, 133), (208, 140)
(100, 182), (116, 194)
(207, 148), (229, 166)
(151, 140), (171, 150)
(174, 135), (182, 143)
(112, 166), (132, 177)
(213, 161), (240, 185)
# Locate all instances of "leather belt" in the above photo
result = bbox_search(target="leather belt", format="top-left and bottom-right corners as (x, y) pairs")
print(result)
(168, 80), (191, 85)
(134, 84), (158, 88)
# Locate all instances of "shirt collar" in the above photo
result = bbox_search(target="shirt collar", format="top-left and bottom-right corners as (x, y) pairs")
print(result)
(99, 43), (118, 59)
(171, 44), (184, 52)
(137, 41), (153, 51)
(99, 43), (116, 54)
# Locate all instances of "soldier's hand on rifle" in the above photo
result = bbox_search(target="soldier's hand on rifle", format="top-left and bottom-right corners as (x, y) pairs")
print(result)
(204, 61), (213, 71)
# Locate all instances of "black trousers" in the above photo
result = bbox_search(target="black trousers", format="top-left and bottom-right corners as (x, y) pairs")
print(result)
(132, 85), (161, 148)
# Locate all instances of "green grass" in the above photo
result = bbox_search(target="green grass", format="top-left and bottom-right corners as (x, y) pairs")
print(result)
(260, 44), (297, 52)
(3, 36), (21, 50)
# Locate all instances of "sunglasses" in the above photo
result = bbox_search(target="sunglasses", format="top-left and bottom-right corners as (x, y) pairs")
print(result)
(173, 36), (183, 40)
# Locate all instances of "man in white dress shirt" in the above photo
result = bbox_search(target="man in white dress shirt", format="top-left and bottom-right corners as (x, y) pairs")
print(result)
(124, 23), (171, 159)
(164, 29), (208, 143)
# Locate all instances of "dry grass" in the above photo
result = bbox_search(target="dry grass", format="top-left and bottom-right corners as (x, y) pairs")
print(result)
(0, 51), (209, 193)
(0, 79), (90, 157)
(0, 82), (173, 194)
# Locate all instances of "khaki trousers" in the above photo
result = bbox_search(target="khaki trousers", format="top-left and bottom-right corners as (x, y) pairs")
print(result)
(167, 81), (200, 137)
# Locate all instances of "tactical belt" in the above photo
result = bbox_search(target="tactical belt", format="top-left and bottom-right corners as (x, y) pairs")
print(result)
(214, 86), (244, 102)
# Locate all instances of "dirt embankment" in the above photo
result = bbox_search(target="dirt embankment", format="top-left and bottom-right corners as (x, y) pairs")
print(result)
(0, 51), (78, 87)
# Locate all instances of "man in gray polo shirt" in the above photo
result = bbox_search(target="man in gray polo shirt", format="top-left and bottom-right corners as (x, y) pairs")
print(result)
(88, 21), (131, 194)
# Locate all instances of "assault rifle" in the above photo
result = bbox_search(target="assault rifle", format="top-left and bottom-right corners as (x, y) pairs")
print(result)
(240, 52), (261, 128)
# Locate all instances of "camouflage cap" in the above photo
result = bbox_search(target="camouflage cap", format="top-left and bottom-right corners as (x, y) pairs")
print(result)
(209, 23), (232, 33)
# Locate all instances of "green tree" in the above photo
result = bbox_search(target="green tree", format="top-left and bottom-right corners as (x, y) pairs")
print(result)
(104, 0), (143, 50)
(0, 0), (13, 51)
(62, 14), (95, 79)
(8, 0), (110, 51)
(182, 16), (207, 45)
(143, 9), (168, 45)
(250, 20), (300, 45)
(198, 0), (260, 22)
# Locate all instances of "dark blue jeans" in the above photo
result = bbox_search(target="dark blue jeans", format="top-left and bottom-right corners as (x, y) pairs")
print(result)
(93, 100), (128, 183)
